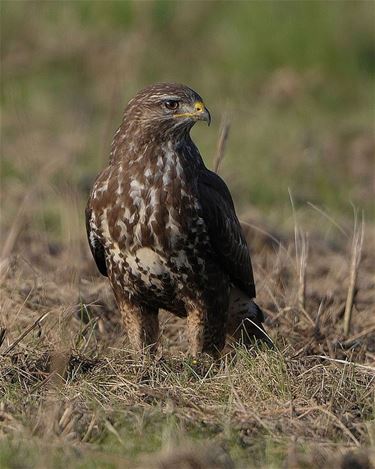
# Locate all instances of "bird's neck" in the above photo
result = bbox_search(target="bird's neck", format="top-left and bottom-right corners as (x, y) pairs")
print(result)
(110, 121), (205, 175)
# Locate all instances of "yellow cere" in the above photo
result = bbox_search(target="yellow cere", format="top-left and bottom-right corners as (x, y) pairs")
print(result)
(174, 101), (206, 119)
(194, 101), (204, 112)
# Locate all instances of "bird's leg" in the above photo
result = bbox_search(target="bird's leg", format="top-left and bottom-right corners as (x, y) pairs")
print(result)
(227, 288), (252, 344)
(186, 308), (205, 358)
(202, 309), (227, 358)
(186, 302), (227, 359)
(120, 302), (159, 354)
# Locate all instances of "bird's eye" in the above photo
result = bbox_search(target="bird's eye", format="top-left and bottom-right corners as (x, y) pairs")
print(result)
(164, 100), (179, 110)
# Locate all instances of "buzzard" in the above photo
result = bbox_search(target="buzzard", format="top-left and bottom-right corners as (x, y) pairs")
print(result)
(86, 83), (272, 356)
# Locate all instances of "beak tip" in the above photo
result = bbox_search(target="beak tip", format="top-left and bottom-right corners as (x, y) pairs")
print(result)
(207, 109), (211, 127)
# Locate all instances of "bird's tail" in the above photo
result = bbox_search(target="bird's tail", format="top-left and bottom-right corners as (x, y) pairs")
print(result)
(227, 288), (274, 349)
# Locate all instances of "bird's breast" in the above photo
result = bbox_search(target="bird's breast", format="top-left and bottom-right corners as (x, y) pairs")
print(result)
(92, 146), (208, 257)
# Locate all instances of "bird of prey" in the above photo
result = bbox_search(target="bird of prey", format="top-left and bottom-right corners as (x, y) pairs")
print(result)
(86, 83), (272, 357)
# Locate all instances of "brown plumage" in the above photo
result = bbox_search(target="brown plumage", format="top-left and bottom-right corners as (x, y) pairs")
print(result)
(86, 83), (272, 356)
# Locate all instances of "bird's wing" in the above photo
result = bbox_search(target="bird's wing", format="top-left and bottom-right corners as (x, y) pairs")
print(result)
(85, 205), (108, 277)
(197, 169), (255, 297)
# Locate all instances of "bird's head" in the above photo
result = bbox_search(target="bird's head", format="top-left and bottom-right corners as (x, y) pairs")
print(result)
(123, 83), (211, 136)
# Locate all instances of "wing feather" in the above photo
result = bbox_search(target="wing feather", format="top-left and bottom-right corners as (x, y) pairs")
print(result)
(85, 206), (108, 277)
(198, 170), (255, 297)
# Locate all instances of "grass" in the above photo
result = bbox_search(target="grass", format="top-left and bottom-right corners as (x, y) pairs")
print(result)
(1, 210), (374, 467)
(1, 342), (373, 467)
(1, 1), (375, 467)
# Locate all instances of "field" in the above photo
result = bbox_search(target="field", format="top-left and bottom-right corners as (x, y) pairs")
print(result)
(1, 2), (374, 468)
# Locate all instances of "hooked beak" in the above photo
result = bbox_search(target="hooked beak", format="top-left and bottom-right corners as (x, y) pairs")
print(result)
(174, 101), (211, 126)
(193, 101), (211, 126)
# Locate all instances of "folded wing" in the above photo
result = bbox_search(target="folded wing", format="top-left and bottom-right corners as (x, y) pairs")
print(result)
(85, 206), (108, 277)
(197, 170), (255, 298)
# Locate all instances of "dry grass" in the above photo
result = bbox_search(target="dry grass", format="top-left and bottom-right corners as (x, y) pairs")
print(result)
(0, 210), (374, 468)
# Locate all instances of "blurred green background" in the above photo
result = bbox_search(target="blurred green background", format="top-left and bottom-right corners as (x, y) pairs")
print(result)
(1, 0), (374, 239)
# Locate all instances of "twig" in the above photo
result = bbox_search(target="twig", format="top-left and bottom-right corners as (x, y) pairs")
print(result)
(314, 300), (324, 338)
(310, 355), (375, 373)
(343, 324), (375, 344)
(296, 405), (360, 446)
(307, 202), (349, 238)
(0, 312), (50, 357)
(239, 220), (289, 257)
(288, 190), (313, 324)
(243, 318), (275, 349)
(213, 115), (230, 174)
(0, 327), (6, 348)
(105, 419), (124, 446)
(0, 193), (30, 262)
(82, 414), (97, 443)
(29, 371), (56, 394)
(298, 232), (308, 312)
(344, 210), (364, 336)
(1, 157), (72, 271)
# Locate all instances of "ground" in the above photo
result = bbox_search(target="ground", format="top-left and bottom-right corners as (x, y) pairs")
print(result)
(1, 211), (374, 468)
